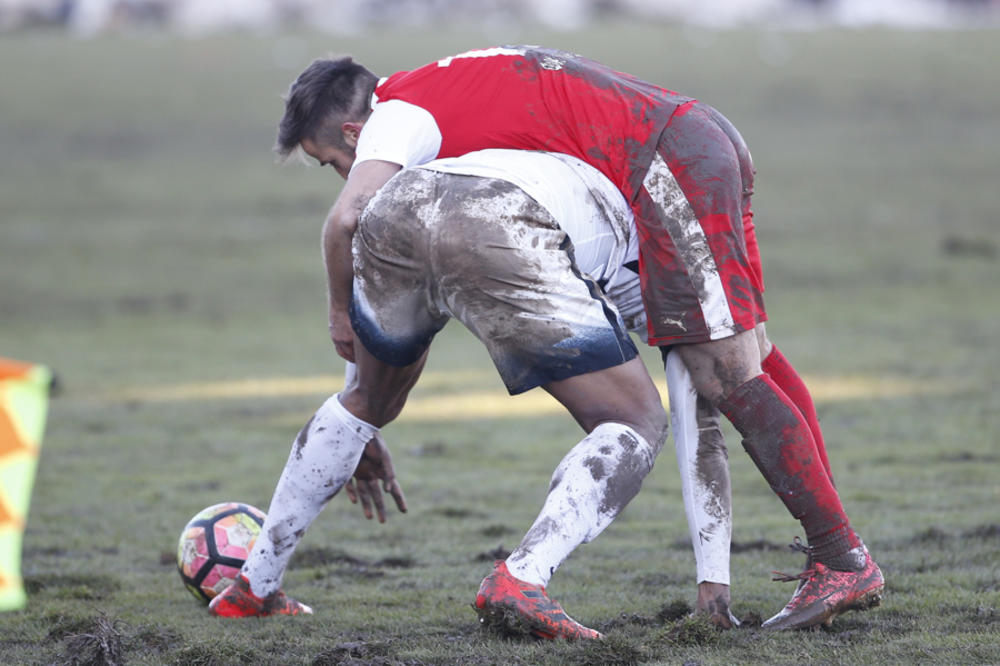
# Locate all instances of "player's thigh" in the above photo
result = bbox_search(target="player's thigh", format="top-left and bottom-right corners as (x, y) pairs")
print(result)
(351, 169), (450, 367)
(431, 177), (639, 396)
(542, 357), (667, 448)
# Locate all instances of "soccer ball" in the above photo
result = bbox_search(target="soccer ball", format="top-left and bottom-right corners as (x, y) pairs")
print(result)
(177, 502), (266, 603)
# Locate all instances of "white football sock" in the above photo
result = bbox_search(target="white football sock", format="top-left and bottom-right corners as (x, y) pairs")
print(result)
(665, 351), (732, 586)
(242, 392), (377, 597)
(505, 422), (657, 587)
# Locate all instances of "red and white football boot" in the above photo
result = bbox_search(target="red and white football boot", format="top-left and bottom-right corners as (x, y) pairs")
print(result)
(209, 574), (312, 618)
(474, 561), (602, 640)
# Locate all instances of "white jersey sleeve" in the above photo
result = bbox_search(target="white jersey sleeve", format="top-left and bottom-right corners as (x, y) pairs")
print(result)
(351, 100), (443, 173)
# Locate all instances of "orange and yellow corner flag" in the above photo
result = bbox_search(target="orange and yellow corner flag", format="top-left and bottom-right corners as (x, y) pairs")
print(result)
(0, 358), (51, 612)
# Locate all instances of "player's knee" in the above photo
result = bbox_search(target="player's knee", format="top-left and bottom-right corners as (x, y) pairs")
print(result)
(754, 323), (773, 359)
(675, 331), (762, 405)
(339, 385), (402, 429)
(645, 404), (670, 455)
(611, 389), (668, 457)
(632, 417), (666, 479)
(635, 379), (669, 446)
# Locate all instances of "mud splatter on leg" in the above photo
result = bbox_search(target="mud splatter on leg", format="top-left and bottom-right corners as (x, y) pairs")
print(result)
(242, 393), (377, 597)
(666, 350), (733, 586)
(505, 423), (659, 587)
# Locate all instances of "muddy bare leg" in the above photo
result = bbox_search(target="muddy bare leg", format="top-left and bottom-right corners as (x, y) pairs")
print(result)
(505, 357), (668, 586)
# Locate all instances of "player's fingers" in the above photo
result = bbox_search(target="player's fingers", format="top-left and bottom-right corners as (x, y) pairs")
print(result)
(367, 480), (387, 523)
(344, 479), (358, 504)
(357, 482), (374, 520)
(386, 479), (408, 513)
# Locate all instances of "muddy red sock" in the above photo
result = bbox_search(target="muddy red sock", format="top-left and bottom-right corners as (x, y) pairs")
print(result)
(718, 374), (862, 568)
(762, 345), (834, 484)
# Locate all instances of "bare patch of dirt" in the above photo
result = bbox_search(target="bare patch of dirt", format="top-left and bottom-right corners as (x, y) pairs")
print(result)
(964, 524), (1000, 540)
(656, 599), (692, 623)
(599, 612), (657, 631)
(936, 451), (1000, 464)
(289, 546), (416, 579)
(479, 523), (512, 538)
(377, 555), (416, 568)
(474, 544), (511, 562)
(25, 573), (120, 600)
(312, 640), (404, 666)
(730, 539), (786, 553)
(907, 526), (950, 546)
(431, 507), (488, 519)
(941, 235), (997, 260)
(290, 546), (368, 569)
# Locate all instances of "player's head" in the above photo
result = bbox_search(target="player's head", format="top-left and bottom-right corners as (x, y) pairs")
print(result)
(276, 56), (378, 170)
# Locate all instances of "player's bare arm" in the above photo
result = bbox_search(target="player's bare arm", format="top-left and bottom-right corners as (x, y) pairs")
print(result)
(321, 159), (402, 360)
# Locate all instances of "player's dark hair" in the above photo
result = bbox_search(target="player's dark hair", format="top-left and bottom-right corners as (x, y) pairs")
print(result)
(275, 56), (377, 159)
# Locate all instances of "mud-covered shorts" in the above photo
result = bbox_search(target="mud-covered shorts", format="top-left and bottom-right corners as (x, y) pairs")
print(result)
(350, 168), (638, 395)
(635, 101), (767, 346)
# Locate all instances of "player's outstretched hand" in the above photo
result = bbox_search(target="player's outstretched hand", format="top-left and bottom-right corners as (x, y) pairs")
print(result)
(344, 432), (408, 522)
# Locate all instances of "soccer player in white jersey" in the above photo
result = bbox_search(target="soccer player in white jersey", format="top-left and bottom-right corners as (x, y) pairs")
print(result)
(209, 149), (727, 638)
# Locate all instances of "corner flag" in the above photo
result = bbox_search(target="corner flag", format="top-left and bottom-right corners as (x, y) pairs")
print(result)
(0, 358), (51, 612)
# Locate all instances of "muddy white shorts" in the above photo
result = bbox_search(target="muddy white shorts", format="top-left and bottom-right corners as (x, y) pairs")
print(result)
(350, 166), (638, 395)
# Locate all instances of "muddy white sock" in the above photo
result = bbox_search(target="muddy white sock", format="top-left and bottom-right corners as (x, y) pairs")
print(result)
(505, 422), (657, 587)
(666, 351), (733, 586)
(242, 393), (377, 597)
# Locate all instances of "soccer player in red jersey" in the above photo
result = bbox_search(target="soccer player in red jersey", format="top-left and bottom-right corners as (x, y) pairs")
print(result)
(274, 47), (882, 631)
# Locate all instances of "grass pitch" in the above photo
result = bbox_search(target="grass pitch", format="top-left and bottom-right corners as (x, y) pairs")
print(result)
(1, 22), (998, 665)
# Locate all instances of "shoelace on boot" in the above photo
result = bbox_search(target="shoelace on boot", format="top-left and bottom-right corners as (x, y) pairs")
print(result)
(771, 536), (816, 582)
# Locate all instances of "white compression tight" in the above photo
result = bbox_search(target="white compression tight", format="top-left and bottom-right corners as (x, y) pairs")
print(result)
(665, 350), (733, 586)
(242, 392), (377, 597)
(505, 422), (658, 587)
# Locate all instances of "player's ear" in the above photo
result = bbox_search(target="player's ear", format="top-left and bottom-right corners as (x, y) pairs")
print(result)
(342, 122), (364, 148)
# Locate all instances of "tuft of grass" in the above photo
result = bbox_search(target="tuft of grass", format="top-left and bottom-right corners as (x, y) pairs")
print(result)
(564, 634), (645, 666)
(167, 642), (262, 666)
(58, 614), (126, 666)
(652, 614), (721, 648)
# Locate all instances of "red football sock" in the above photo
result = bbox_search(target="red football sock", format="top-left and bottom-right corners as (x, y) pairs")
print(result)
(718, 374), (861, 565)
(762, 345), (834, 484)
